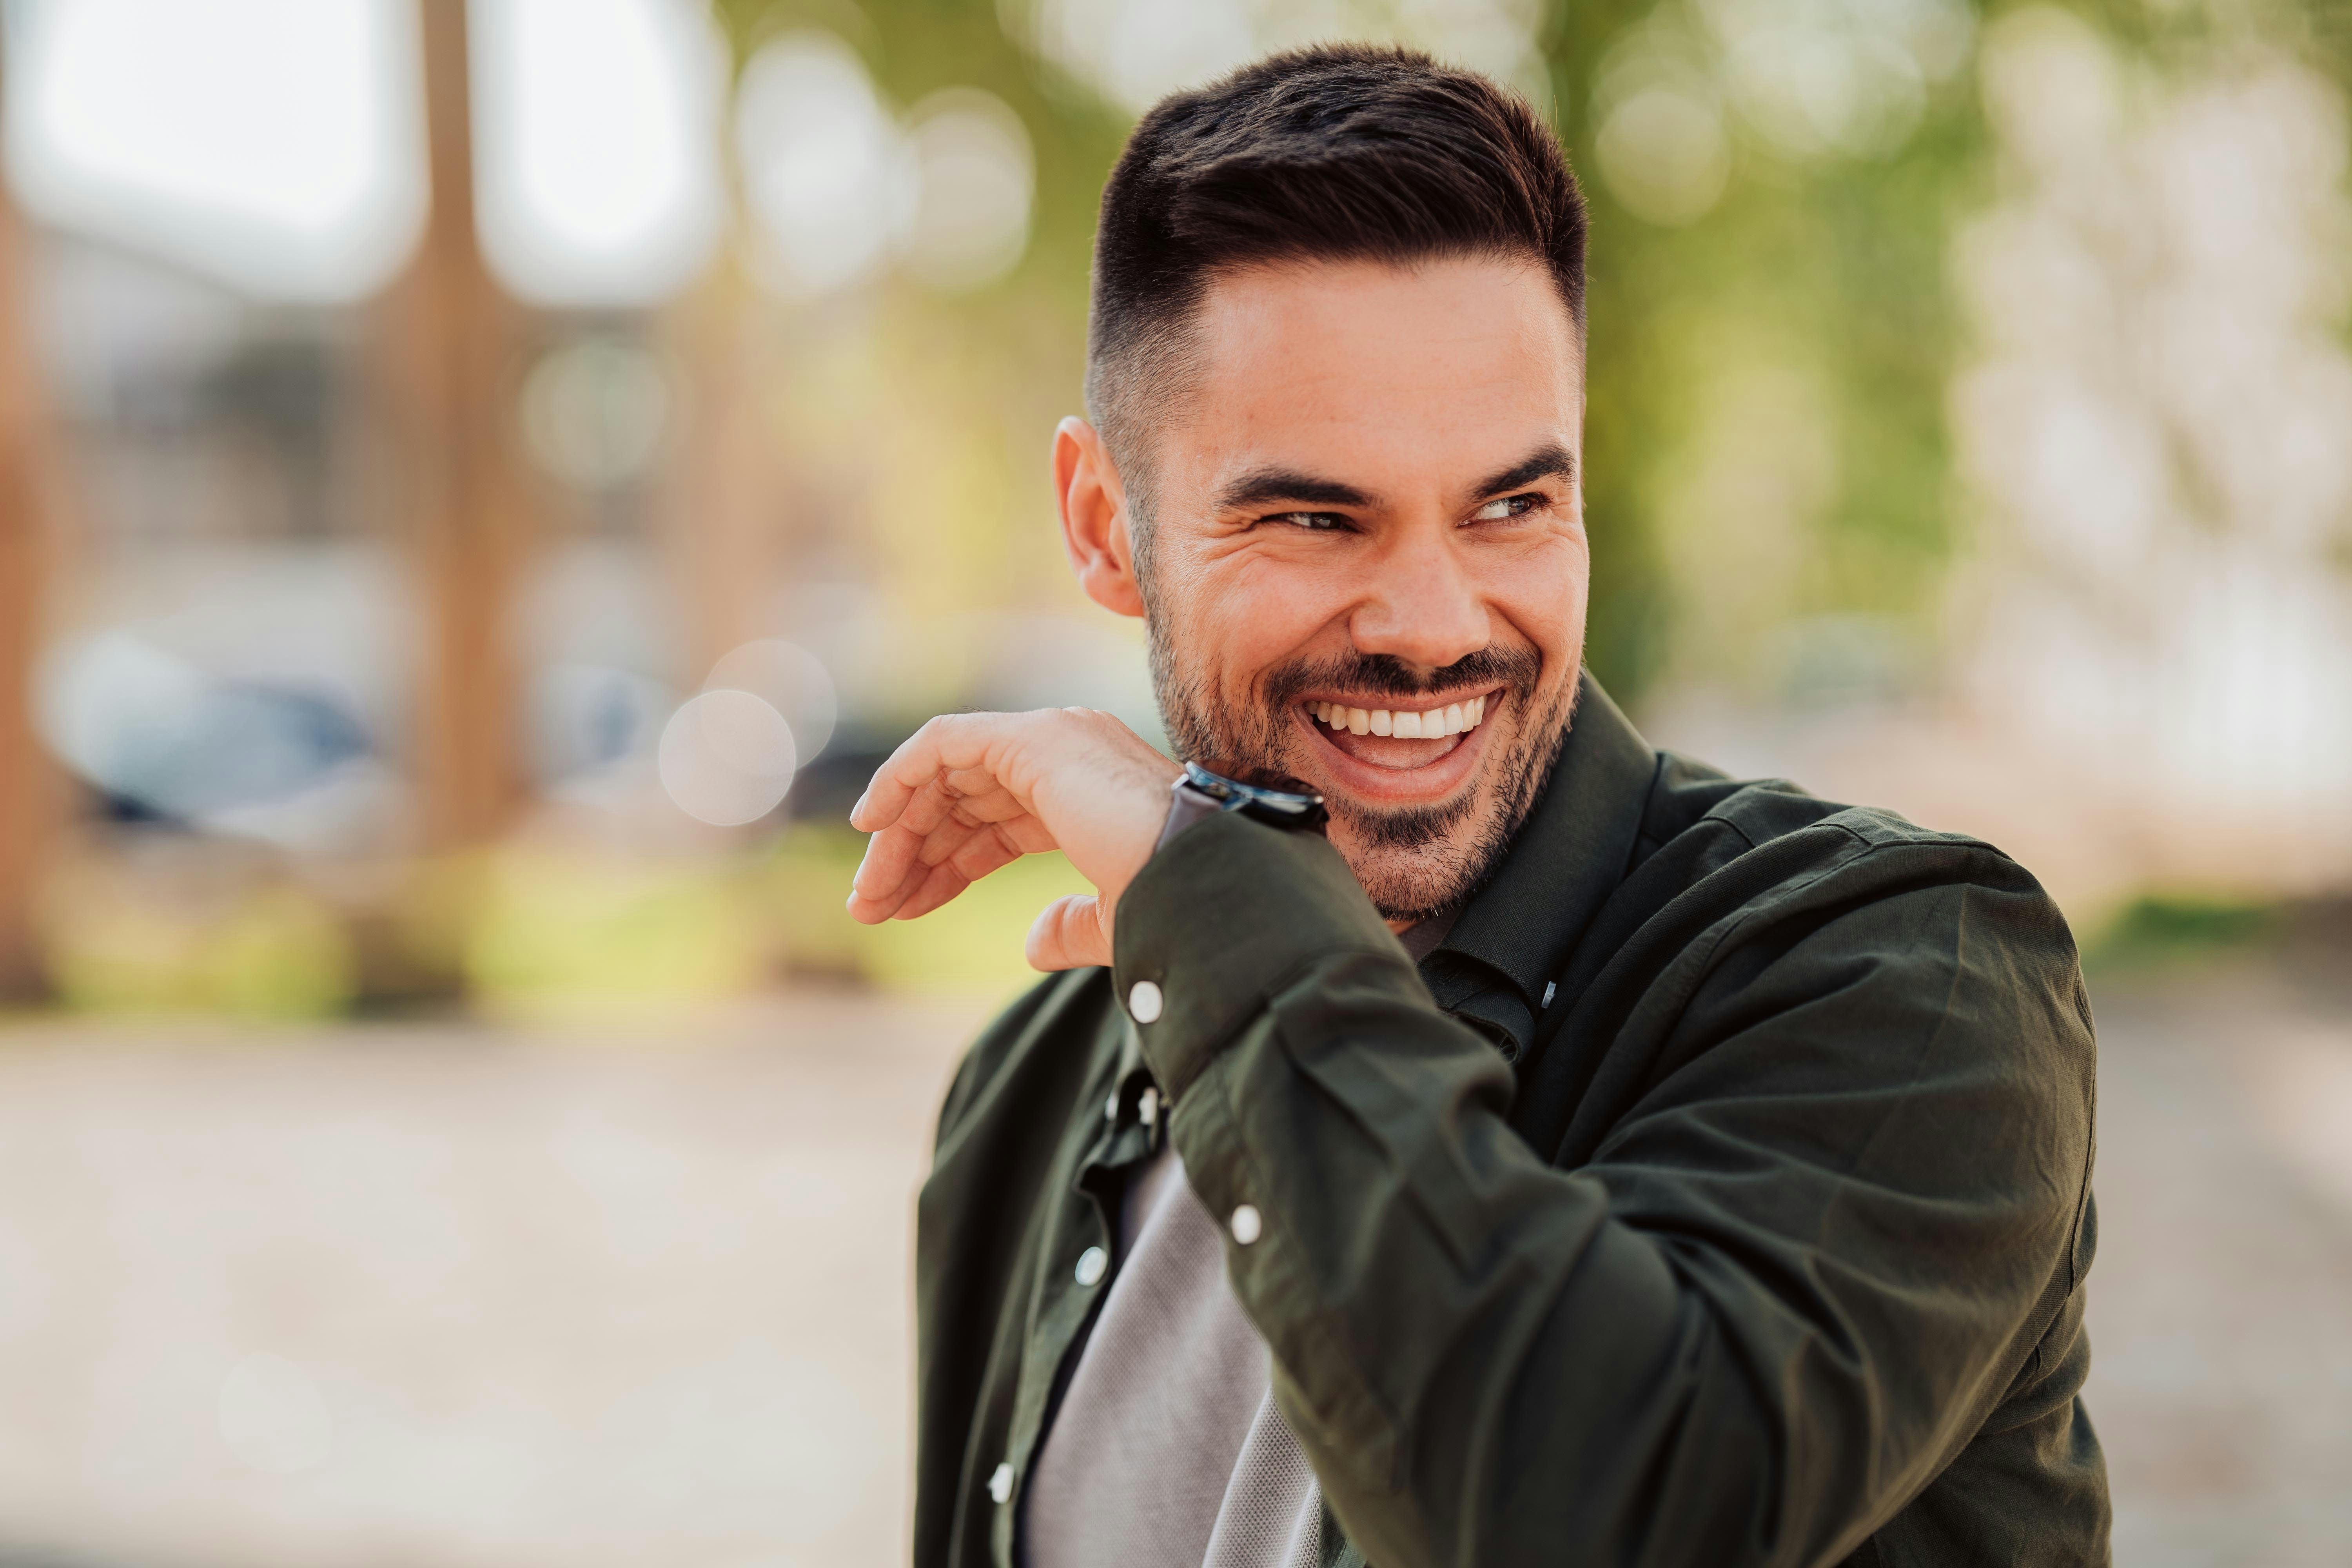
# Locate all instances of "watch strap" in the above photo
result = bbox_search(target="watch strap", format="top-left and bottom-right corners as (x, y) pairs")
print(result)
(1154, 762), (1328, 852)
(1156, 781), (1230, 852)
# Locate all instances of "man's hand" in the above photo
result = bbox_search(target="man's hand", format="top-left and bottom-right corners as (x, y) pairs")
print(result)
(846, 709), (1181, 971)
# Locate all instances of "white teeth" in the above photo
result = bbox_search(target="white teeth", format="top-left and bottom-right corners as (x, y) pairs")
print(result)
(1310, 694), (1491, 739)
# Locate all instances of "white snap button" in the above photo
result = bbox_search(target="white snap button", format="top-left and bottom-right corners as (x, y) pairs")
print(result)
(1138, 1086), (1158, 1127)
(1230, 1204), (1262, 1245)
(1127, 980), (1163, 1023)
(1074, 1246), (1107, 1286)
(987, 1461), (1013, 1503)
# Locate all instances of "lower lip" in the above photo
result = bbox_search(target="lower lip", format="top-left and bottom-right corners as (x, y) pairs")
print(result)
(1295, 695), (1498, 805)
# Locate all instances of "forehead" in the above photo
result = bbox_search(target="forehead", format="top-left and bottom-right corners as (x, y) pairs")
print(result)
(1165, 256), (1584, 500)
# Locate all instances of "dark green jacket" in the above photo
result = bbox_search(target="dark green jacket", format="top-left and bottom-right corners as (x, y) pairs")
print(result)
(913, 678), (2108, 1567)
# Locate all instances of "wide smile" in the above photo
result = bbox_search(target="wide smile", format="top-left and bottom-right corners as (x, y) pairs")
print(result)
(1292, 687), (1502, 805)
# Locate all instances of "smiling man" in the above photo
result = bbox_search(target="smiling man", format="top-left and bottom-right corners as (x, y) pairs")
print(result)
(852, 45), (2107, 1568)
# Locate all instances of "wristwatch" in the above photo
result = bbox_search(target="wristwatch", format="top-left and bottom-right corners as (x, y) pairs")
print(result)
(1155, 760), (1329, 851)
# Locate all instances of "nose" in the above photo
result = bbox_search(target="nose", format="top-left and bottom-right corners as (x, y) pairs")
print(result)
(1347, 522), (1490, 675)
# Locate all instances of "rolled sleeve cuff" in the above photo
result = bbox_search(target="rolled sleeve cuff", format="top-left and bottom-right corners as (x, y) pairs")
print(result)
(1111, 810), (1404, 1102)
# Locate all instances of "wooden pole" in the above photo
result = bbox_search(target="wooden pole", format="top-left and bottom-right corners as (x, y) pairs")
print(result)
(0, 151), (58, 1001)
(662, 261), (786, 685)
(391, 0), (531, 851)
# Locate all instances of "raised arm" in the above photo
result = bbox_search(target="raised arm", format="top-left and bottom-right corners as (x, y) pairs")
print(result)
(1112, 810), (2099, 1568)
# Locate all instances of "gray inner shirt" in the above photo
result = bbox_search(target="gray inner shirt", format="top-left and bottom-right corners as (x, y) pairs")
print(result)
(1020, 1142), (1322, 1568)
(1019, 909), (1459, 1568)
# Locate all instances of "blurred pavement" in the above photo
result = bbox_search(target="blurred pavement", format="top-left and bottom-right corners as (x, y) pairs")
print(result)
(0, 968), (2346, 1566)
(2087, 967), (2352, 1567)
(0, 993), (987, 1568)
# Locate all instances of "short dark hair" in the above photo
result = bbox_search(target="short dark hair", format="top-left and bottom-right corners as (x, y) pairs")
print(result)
(1086, 45), (1587, 492)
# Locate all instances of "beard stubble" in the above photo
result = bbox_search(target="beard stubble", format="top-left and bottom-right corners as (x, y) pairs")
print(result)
(1145, 618), (1575, 922)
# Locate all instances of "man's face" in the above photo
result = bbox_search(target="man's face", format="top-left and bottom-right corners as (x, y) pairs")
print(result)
(1120, 257), (1589, 920)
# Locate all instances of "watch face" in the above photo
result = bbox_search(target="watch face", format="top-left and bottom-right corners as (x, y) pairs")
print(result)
(1183, 760), (1322, 806)
(1181, 762), (1326, 830)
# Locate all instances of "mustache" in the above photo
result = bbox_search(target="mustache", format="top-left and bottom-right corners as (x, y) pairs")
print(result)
(1263, 646), (1543, 708)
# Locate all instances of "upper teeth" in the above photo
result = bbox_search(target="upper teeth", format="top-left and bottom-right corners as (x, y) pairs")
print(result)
(1310, 695), (1486, 738)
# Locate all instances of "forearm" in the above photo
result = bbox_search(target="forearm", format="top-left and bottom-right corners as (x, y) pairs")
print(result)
(1117, 813), (2082, 1568)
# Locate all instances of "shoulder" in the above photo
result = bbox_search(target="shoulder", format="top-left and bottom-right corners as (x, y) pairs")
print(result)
(1546, 751), (2096, 1194)
(1633, 751), (2075, 936)
(1592, 751), (2094, 1094)
(933, 965), (1119, 1158)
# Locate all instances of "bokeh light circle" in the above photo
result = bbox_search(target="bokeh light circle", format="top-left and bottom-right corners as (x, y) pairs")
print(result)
(702, 639), (837, 762)
(1597, 88), (1731, 227)
(902, 89), (1033, 292)
(734, 31), (907, 296)
(657, 689), (796, 826)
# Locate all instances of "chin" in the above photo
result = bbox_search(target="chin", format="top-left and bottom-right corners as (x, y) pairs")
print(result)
(1325, 807), (1494, 923)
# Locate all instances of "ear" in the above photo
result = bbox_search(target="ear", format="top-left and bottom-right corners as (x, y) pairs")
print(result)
(1053, 416), (1145, 619)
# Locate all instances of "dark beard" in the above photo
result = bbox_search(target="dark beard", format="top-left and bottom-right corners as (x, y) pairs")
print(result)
(1147, 621), (1575, 920)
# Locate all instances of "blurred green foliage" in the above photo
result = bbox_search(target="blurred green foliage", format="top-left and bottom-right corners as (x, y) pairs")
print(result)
(465, 851), (771, 1012)
(44, 873), (356, 1019)
(450, 829), (1086, 1012)
(762, 822), (1092, 997)
(2086, 894), (2281, 973)
(27, 2), (2352, 1022)
(1549, 2), (1981, 699)
(710, 0), (2352, 714)
(717, 0), (2352, 1005)
(710, 0), (2017, 708)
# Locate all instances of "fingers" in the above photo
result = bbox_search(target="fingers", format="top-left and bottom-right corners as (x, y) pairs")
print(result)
(1026, 893), (1113, 972)
(846, 707), (1169, 948)
(848, 822), (927, 918)
(896, 772), (1025, 842)
(890, 860), (975, 922)
(849, 714), (1026, 835)
(846, 834), (929, 923)
(851, 807), (1052, 923)
(913, 794), (1031, 875)
(849, 712), (1067, 926)
(849, 809), (1056, 924)
(899, 826), (1025, 919)
(848, 726), (1034, 923)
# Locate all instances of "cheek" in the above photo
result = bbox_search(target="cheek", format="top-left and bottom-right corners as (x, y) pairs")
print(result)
(1481, 533), (1590, 662)
(1181, 550), (1355, 679)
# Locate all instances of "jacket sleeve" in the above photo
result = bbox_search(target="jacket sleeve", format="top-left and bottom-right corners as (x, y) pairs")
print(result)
(1112, 810), (2097, 1568)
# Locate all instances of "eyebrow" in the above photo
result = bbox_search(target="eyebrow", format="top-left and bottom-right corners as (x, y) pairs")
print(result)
(1216, 441), (1578, 516)
(1216, 468), (1375, 512)
(1472, 442), (1577, 498)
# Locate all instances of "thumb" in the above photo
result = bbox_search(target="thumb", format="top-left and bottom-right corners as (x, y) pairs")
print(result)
(1026, 893), (1114, 972)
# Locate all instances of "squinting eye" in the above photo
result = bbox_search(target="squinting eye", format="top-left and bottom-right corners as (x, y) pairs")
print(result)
(1471, 494), (1537, 523)
(1274, 512), (1346, 531)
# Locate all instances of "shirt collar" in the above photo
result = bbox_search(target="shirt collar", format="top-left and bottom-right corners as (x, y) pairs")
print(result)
(1421, 672), (1659, 1056)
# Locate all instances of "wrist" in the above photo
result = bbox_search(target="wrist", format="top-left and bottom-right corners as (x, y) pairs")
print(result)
(1155, 762), (1328, 853)
(1113, 808), (1388, 1102)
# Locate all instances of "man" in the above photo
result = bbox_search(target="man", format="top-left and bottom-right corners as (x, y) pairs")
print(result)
(849, 45), (2107, 1568)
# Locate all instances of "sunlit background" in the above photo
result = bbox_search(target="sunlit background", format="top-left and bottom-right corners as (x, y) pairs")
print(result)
(0, 1), (2345, 1563)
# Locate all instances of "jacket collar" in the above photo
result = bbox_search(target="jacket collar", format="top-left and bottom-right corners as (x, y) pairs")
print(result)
(1420, 671), (1659, 1058)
